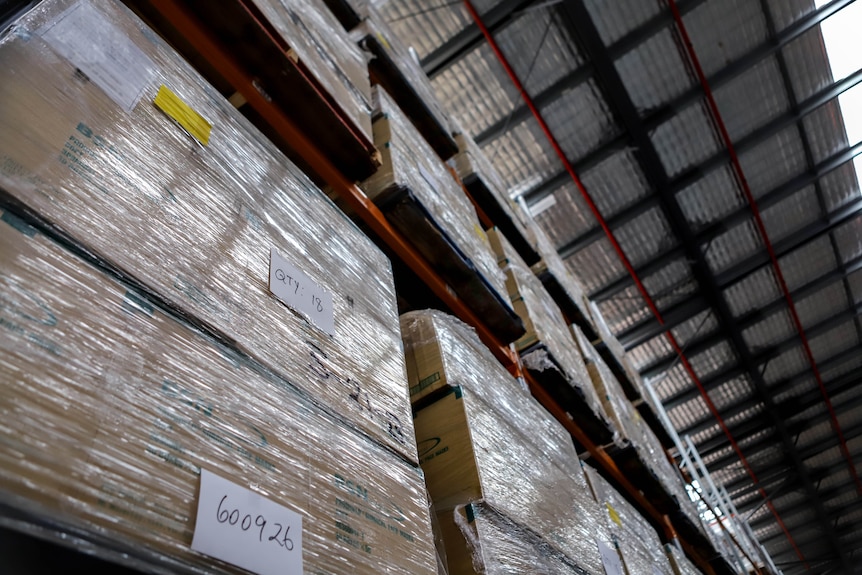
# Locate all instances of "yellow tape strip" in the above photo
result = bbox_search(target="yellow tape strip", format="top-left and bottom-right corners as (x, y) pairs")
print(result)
(154, 85), (212, 146)
(607, 502), (623, 528)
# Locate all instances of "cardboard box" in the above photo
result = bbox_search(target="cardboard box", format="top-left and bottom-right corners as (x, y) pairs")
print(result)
(437, 503), (592, 575)
(402, 310), (606, 573)
(0, 0), (415, 462)
(0, 211), (437, 574)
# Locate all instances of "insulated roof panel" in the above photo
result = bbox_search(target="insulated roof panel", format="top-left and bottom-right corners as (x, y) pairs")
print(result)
(738, 125), (806, 198)
(781, 24), (833, 103)
(689, 340), (737, 380)
(651, 101), (722, 178)
(724, 266), (780, 317)
(820, 159), (860, 214)
(777, 234), (838, 292)
(595, 291), (652, 336)
(432, 42), (513, 134)
(482, 117), (561, 196)
(654, 361), (694, 402)
(629, 334), (674, 371)
(565, 236), (627, 294)
(668, 396), (710, 431)
(583, 0), (662, 46)
(379, 0), (473, 61)
(580, 148), (652, 216)
(541, 79), (616, 165)
(671, 309), (719, 347)
(765, 0), (817, 33)
(704, 219), (763, 275)
(713, 56), (790, 143)
(641, 257), (698, 309)
(496, 9), (584, 96)
(710, 375), (754, 411)
(533, 182), (596, 247)
(808, 317), (859, 364)
(833, 214), (862, 264)
(795, 279), (849, 329)
(742, 309), (795, 353)
(803, 98), (851, 165)
(614, 206), (674, 268)
(684, 0), (768, 77)
(614, 27), (694, 112)
(676, 165), (742, 230)
(761, 184), (823, 240)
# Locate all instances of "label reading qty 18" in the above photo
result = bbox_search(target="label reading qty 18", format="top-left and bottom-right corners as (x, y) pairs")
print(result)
(269, 247), (334, 336)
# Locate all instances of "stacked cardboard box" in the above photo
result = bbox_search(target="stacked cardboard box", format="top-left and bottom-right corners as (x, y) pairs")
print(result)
(249, 0), (374, 139)
(487, 228), (614, 443)
(0, 0), (439, 571)
(402, 310), (611, 574)
(361, 88), (522, 341)
(584, 465), (676, 575)
(0, 211), (438, 574)
(0, 0), (415, 462)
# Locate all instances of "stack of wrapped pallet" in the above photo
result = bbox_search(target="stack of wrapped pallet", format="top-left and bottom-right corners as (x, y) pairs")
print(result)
(666, 543), (703, 575)
(487, 228), (615, 444)
(401, 310), (613, 574)
(0, 0), (439, 572)
(584, 465), (676, 575)
(361, 88), (523, 341)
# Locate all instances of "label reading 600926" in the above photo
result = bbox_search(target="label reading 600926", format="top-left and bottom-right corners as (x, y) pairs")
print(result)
(192, 469), (303, 575)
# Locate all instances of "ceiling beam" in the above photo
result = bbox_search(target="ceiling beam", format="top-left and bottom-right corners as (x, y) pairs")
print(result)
(724, 451), (854, 497)
(749, 485), (862, 529)
(421, 0), (537, 77)
(733, 459), (849, 513)
(557, 1), (849, 566)
(662, 300), (862, 409)
(614, 142), (862, 347)
(678, 357), (862, 439)
(522, 0), (853, 206)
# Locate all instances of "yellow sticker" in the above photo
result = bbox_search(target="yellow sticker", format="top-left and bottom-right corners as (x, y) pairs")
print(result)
(154, 85), (212, 146)
(474, 223), (488, 243)
(606, 502), (623, 528)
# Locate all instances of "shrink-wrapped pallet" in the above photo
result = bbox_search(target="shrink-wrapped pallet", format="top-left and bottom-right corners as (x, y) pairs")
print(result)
(584, 466), (675, 575)
(250, 0), (373, 138)
(362, 89), (521, 341)
(450, 132), (540, 265)
(0, 0), (415, 461)
(0, 211), (438, 574)
(487, 228), (614, 443)
(401, 310), (608, 574)
(666, 544), (702, 575)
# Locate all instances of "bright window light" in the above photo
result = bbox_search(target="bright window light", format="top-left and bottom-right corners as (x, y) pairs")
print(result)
(815, 0), (862, 178)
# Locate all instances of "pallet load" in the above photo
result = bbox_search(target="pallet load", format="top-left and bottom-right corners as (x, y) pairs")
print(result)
(572, 325), (704, 535)
(401, 310), (611, 575)
(527, 217), (598, 335)
(450, 131), (540, 265)
(0, 211), (438, 574)
(361, 88), (523, 341)
(0, 0), (416, 462)
(350, 7), (457, 160)
(583, 465), (676, 575)
(487, 228), (614, 443)
(248, 0), (374, 140)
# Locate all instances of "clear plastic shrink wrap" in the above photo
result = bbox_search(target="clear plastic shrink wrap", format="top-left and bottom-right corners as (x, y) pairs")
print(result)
(583, 466), (675, 575)
(439, 503), (590, 575)
(401, 310), (608, 574)
(351, 8), (452, 146)
(450, 132), (539, 252)
(249, 0), (373, 138)
(572, 324), (703, 530)
(0, 212), (438, 574)
(360, 87), (509, 310)
(527, 217), (597, 333)
(0, 0), (415, 462)
(666, 544), (702, 575)
(487, 229), (611, 433)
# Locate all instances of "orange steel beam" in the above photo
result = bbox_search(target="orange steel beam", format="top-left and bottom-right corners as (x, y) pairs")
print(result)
(140, 0), (516, 369)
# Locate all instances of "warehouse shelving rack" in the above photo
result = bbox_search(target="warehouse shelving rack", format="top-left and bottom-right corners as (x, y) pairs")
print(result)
(0, 0), (750, 572)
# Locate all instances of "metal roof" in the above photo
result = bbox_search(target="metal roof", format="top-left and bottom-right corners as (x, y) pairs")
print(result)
(380, 0), (862, 572)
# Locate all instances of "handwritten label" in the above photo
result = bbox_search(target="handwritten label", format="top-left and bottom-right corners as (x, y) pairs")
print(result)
(417, 164), (439, 196)
(191, 469), (303, 575)
(597, 539), (624, 575)
(269, 248), (334, 336)
(40, 1), (155, 112)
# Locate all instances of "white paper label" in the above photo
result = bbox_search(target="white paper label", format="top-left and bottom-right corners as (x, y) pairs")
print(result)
(597, 539), (625, 575)
(269, 248), (334, 336)
(191, 469), (304, 575)
(418, 164), (439, 196)
(40, 1), (155, 112)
